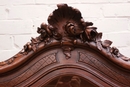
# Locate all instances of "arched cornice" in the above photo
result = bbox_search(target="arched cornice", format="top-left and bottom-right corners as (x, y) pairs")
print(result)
(0, 4), (130, 74)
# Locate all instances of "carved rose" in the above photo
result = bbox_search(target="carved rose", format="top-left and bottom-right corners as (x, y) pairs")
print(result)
(38, 23), (53, 36)
(85, 26), (97, 41)
(64, 22), (83, 36)
(23, 42), (32, 54)
(37, 27), (46, 37)
(111, 47), (120, 57)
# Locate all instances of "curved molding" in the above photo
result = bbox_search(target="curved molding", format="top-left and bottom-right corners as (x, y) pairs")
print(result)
(32, 67), (115, 87)
(0, 4), (130, 74)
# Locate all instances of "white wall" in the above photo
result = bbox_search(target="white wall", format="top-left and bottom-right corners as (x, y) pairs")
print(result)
(0, 0), (130, 61)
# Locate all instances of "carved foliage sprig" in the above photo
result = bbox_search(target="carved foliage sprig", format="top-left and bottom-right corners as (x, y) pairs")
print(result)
(110, 47), (130, 61)
(1, 4), (129, 66)
(39, 23), (62, 40)
(0, 58), (14, 66)
(21, 22), (63, 54)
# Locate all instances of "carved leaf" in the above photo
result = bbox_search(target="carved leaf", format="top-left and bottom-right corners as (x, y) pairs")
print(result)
(82, 21), (93, 27)
(102, 40), (112, 48)
(32, 45), (37, 52)
(0, 58), (14, 66)
(31, 37), (38, 44)
(121, 56), (130, 61)
(95, 33), (103, 50)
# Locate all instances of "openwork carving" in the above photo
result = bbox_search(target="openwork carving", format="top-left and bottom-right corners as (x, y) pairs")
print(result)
(20, 4), (130, 62)
(0, 3), (130, 87)
(0, 3), (130, 74)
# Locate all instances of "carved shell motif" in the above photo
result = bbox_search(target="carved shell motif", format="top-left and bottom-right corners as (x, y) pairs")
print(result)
(0, 4), (130, 66)
(22, 4), (130, 61)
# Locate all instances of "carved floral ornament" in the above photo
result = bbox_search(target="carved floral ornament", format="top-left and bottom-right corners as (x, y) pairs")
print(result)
(0, 4), (130, 70)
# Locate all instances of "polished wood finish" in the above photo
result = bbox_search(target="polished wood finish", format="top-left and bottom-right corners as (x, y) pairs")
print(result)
(0, 4), (130, 87)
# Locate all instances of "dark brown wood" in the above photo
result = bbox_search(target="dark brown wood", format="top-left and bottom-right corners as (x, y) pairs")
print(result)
(0, 4), (130, 87)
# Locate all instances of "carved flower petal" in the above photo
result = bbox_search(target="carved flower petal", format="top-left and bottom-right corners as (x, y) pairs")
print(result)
(84, 21), (93, 26)
(102, 40), (112, 48)
(96, 33), (102, 41)
(86, 26), (97, 30)
(40, 22), (48, 29)
(85, 28), (97, 40)
(53, 33), (62, 40)
(46, 27), (53, 36)
(32, 45), (37, 52)
(97, 41), (102, 50)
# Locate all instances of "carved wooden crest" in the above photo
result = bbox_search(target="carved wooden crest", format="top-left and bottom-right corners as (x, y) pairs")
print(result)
(1, 4), (129, 66)
(0, 4), (130, 87)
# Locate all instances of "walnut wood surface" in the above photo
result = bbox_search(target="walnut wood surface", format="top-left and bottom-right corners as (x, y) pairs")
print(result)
(0, 4), (130, 87)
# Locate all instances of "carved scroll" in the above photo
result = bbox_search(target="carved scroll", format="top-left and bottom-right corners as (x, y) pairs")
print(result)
(0, 3), (130, 72)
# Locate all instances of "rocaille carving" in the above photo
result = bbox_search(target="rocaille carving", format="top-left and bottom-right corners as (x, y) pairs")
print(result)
(0, 4), (130, 66)
(62, 46), (74, 59)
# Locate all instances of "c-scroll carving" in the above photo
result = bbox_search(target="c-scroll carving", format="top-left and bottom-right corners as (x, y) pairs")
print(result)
(0, 4), (130, 70)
